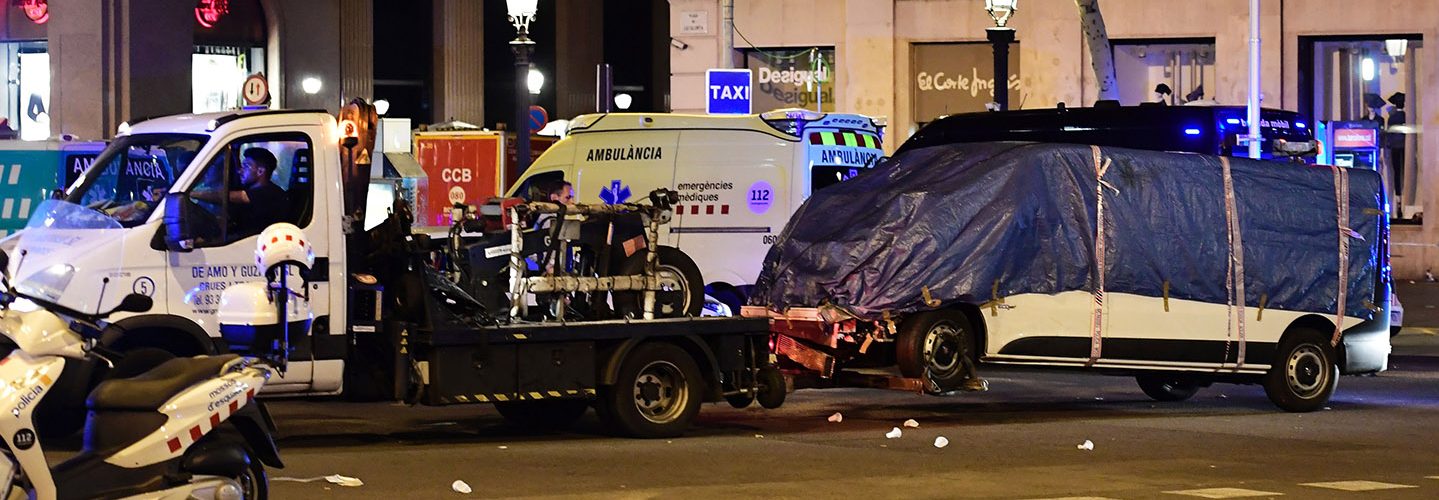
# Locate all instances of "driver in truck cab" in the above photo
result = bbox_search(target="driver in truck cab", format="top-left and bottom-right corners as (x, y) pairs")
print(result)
(194, 148), (290, 238)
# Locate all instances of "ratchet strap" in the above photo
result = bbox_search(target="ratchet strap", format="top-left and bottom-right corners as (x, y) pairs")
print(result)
(1220, 156), (1247, 369)
(1087, 146), (1114, 365)
(1331, 166), (1351, 347)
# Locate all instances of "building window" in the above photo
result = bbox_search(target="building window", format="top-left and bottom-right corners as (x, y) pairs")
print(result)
(743, 47), (835, 113)
(1112, 39), (1216, 106)
(1303, 36), (1423, 224)
(193, 45), (266, 113)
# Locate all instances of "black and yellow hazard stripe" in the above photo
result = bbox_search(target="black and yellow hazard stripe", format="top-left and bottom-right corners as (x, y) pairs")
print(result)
(439, 388), (597, 405)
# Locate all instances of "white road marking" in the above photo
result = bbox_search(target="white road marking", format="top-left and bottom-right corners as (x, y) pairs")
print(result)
(17, 198), (29, 219)
(2, 199), (12, 219)
(1165, 487), (1283, 498)
(6, 164), (18, 185)
(1025, 497), (1122, 500)
(1300, 480), (1417, 491)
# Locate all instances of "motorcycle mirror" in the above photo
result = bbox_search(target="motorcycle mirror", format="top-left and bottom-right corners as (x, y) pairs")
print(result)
(112, 293), (153, 314)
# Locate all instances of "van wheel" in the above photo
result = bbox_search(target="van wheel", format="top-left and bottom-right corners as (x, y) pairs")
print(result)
(597, 342), (703, 438)
(896, 310), (976, 391)
(614, 247), (705, 318)
(1264, 328), (1338, 412)
(1136, 375), (1201, 402)
(494, 400), (590, 431)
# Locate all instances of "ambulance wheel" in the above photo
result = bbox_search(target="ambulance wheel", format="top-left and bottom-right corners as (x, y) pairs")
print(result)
(896, 310), (976, 391)
(755, 366), (787, 409)
(1135, 375), (1201, 402)
(494, 399), (590, 431)
(1264, 328), (1338, 413)
(598, 342), (703, 438)
(615, 247), (705, 318)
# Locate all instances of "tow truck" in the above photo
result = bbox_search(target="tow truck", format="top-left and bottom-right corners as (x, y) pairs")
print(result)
(1, 101), (784, 437)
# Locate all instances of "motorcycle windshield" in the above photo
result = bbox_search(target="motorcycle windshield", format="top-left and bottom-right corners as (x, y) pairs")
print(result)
(10, 200), (127, 312)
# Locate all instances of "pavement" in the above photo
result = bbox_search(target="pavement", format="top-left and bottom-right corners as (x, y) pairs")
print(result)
(1394, 280), (1439, 357)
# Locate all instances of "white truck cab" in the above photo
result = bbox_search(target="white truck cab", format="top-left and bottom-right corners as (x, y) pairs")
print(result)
(508, 109), (885, 307)
(5, 110), (347, 394)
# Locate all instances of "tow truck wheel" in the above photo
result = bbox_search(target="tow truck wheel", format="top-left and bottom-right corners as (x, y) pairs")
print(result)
(494, 399), (590, 431)
(598, 342), (703, 438)
(614, 247), (705, 318)
(896, 310), (976, 391)
(755, 366), (787, 409)
(1264, 328), (1338, 412)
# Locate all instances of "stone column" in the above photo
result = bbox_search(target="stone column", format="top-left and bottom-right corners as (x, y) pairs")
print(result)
(50, 0), (194, 140)
(432, 0), (484, 124)
(340, 0), (374, 102)
(556, 0), (603, 117)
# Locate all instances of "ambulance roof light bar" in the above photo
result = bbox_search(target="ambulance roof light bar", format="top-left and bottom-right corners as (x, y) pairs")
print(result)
(761, 109), (825, 122)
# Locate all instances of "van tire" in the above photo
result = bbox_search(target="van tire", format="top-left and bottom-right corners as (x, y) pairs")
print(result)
(1135, 375), (1201, 402)
(597, 342), (703, 438)
(614, 247), (705, 318)
(1263, 328), (1338, 412)
(896, 310), (976, 391)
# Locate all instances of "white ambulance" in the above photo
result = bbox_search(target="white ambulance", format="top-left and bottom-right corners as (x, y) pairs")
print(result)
(508, 109), (885, 309)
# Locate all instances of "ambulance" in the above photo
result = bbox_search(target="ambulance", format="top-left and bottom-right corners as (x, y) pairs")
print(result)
(507, 109), (885, 309)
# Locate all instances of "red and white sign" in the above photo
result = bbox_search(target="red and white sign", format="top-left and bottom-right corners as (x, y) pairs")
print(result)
(1333, 128), (1378, 149)
(413, 134), (503, 227)
(242, 73), (270, 105)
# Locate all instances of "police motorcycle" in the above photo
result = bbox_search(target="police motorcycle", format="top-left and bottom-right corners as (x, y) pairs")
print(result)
(0, 202), (294, 499)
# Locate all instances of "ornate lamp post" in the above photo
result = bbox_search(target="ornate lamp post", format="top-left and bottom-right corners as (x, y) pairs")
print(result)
(984, 0), (1017, 111)
(508, 0), (539, 173)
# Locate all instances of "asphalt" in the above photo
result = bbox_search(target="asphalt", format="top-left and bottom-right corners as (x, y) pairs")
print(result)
(1394, 280), (1439, 356)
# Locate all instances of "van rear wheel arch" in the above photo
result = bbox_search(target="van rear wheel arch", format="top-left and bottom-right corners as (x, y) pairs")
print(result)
(106, 315), (218, 357)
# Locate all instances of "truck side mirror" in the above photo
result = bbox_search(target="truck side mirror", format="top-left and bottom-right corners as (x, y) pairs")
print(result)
(162, 193), (198, 252)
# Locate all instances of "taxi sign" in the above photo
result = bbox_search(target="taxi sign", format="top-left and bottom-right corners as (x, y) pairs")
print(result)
(705, 69), (752, 115)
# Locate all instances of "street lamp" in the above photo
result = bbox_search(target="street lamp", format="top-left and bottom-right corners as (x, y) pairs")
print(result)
(984, 0), (1017, 111)
(508, 0), (539, 173)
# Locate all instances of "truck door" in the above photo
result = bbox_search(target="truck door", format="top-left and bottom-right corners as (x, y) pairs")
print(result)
(165, 129), (329, 391)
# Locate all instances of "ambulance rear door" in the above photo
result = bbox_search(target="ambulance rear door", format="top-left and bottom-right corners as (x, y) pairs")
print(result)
(794, 112), (884, 204)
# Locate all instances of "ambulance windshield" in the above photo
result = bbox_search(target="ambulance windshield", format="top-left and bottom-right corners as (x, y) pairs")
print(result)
(63, 133), (208, 227)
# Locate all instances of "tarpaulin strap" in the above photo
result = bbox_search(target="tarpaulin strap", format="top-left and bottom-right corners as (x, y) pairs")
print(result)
(1220, 156), (1247, 369)
(921, 286), (942, 307)
(1087, 146), (1112, 364)
(1331, 166), (1351, 347)
(1257, 294), (1268, 321)
(881, 310), (898, 338)
(1162, 281), (1170, 312)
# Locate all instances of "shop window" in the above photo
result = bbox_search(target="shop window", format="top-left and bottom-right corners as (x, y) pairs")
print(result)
(1303, 36), (1423, 224)
(193, 45), (267, 113)
(910, 42), (1022, 122)
(1112, 39), (1216, 106)
(743, 47), (835, 113)
(0, 41), (49, 140)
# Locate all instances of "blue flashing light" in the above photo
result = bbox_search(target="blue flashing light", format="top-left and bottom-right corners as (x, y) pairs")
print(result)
(1225, 118), (1241, 125)
(1183, 128), (1202, 136)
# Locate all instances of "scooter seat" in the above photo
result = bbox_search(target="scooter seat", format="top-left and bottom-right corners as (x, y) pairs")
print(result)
(88, 354), (241, 411)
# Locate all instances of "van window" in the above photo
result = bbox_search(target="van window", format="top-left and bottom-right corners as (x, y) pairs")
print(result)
(187, 132), (315, 245)
(516, 171), (565, 202)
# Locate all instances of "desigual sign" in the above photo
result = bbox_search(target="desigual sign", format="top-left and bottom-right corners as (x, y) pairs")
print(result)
(746, 49), (835, 112)
(912, 43), (1022, 121)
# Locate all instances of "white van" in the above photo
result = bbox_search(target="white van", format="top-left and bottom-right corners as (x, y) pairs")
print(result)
(508, 109), (885, 308)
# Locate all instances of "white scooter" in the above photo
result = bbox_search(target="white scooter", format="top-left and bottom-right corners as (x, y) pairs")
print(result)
(0, 222), (311, 500)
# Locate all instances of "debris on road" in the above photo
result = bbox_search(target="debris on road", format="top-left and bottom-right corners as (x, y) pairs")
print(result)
(272, 474), (365, 487)
(886, 427), (903, 439)
(828, 412), (843, 423)
(903, 419), (920, 428)
(934, 436), (949, 448)
(1077, 440), (1094, 451)
(452, 480), (473, 494)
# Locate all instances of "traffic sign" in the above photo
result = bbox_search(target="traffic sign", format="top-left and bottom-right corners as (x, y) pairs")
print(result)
(242, 73), (270, 105)
(705, 69), (752, 115)
(528, 105), (548, 131)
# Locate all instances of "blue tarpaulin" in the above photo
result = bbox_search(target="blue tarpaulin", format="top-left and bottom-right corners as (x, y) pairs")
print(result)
(752, 142), (1382, 321)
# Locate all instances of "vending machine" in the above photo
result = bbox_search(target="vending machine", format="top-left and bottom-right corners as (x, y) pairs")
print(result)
(1318, 120), (1381, 169)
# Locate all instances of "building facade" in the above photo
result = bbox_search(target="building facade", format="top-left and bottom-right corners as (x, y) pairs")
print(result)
(670, 0), (1438, 279)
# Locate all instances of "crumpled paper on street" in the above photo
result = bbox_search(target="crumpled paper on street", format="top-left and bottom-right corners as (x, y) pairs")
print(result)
(452, 480), (473, 494)
(1076, 440), (1094, 451)
(934, 436), (949, 448)
(885, 427), (903, 439)
(828, 412), (843, 423)
(903, 419), (920, 428)
(272, 474), (365, 487)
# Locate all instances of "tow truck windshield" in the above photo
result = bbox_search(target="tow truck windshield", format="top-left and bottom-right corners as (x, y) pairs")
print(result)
(64, 133), (208, 227)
